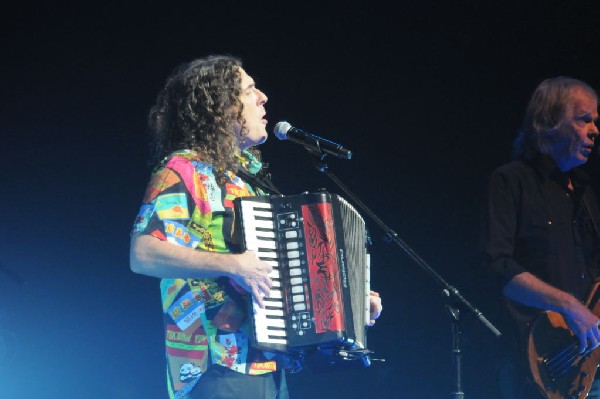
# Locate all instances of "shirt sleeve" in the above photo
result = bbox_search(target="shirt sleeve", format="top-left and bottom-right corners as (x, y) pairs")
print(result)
(482, 168), (528, 290)
(131, 157), (199, 248)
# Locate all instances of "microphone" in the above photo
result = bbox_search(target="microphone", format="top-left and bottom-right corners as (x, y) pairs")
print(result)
(274, 121), (352, 160)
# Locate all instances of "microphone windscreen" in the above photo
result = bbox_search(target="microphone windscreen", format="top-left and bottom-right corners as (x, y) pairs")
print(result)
(274, 121), (292, 140)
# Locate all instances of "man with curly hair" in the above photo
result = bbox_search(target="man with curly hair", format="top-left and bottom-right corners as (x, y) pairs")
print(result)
(130, 55), (382, 399)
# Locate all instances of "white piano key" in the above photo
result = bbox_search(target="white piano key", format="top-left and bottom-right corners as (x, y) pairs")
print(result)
(267, 329), (287, 337)
(267, 290), (282, 300)
(263, 300), (283, 308)
(241, 202), (271, 214)
(288, 259), (301, 267)
(286, 242), (299, 250)
(289, 268), (302, 277)
(253, 302), (270, 342)
(262, 260), (280, 269)
(265, 319), (286, 329)
(257, 250), (277, 258)
(251, 210), (275, 219)
(251, 220), (275, 229)
(263, 291), (283, 307)
(256, 231), (276, 239)
(245, 237), (276, 250)
(269, 270), (280, 279)
(263, 308), (285, 317)
(257, 241), (277, 250)
(244, 240), (261, 251)
(245, 200), (271, 208)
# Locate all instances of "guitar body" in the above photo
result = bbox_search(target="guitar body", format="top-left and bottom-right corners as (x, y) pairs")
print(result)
(528, 282), (600, 399)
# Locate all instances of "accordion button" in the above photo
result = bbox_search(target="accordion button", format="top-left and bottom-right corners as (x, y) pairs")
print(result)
(291, 286), (303, 294)
(293, 294), (304, 302)
(290, 277), (303, 285)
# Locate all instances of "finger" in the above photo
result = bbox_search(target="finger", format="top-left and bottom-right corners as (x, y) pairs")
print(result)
(578, 335), (588, 354)
(257, 280), (271, 299)
(370, 297), (382, 320)
(252, 284), (266, 309)
(368, 319), (375, 327)
(591, 328), (600, 349)
(370, 310), (381, 321)
(264, 275), (273, 289)
(264, 262), (274, 274)
(370, 291), (380, 297)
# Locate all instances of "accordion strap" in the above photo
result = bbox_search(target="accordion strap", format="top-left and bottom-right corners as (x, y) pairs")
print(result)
(236, 168), (283, 196)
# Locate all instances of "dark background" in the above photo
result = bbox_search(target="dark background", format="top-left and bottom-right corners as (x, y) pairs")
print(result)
(2, 2), (600, 398)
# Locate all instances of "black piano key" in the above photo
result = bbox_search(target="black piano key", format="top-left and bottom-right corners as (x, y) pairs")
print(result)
(266, 326), (286, 331)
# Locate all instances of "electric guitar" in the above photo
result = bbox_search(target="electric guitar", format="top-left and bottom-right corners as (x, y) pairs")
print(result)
(528, 281), (600, 399)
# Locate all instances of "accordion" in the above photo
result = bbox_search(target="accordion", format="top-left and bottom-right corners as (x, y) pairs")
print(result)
(233, 191), (371, 368)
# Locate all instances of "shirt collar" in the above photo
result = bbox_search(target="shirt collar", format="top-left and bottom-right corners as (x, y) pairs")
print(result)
(236, 150), (263, 175)
(529, 154), (590, 188)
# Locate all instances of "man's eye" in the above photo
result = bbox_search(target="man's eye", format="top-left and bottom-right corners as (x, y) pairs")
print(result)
(576, 117), (592, 126)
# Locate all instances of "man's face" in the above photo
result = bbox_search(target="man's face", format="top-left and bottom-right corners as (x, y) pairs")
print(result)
(552, 87), (599, 171)
(234, 68), (269, 150)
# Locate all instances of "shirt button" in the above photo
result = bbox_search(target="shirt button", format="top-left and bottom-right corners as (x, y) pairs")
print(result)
(581, 274), (586, 279)
(547, 220), (552, 225)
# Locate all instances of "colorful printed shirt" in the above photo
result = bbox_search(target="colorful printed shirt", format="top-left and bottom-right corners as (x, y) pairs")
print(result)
(132, 150), (278, 399)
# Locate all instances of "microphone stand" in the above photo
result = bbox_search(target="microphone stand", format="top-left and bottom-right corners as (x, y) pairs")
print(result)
(304, 149), (501, 399)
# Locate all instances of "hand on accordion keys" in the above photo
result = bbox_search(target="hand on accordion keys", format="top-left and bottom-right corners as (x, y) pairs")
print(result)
(369, 290), (383, 326)
(228, 250), (273, 308)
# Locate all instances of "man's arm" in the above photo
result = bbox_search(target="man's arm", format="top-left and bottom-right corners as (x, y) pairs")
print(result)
(130, 234), (273, 307)
(504, 271), (600, 352)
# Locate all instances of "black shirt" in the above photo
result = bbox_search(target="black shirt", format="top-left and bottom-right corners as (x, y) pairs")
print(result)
(483, 155), (600, 302)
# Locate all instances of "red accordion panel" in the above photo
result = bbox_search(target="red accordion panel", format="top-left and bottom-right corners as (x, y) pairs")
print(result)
(301, 202), (345, 334)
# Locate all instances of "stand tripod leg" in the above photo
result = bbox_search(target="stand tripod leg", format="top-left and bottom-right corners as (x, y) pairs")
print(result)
(447, 304), (465, 399)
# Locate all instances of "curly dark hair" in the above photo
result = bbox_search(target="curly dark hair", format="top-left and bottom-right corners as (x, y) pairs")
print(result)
(147, 55), (262, 181)
(512, 76), (597, 160)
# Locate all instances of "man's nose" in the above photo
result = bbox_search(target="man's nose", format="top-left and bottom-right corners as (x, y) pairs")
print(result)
(258, 89), (268, 105)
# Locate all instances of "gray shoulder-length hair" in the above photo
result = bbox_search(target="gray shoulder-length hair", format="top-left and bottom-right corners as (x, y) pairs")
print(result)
(512, 76), (597, 160)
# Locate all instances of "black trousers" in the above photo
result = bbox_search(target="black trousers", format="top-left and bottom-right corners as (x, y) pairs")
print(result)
(189, 365), (289, 399)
